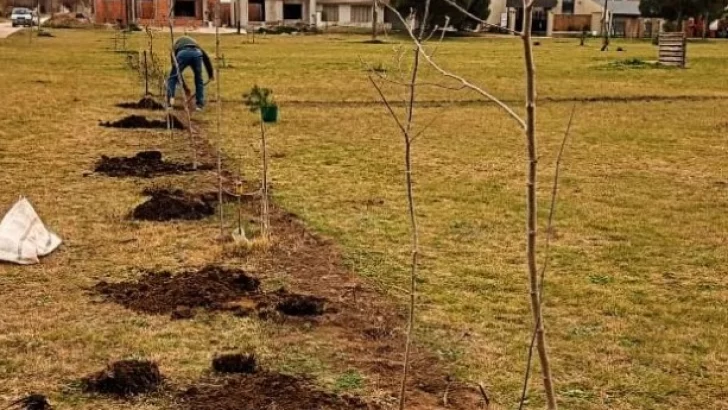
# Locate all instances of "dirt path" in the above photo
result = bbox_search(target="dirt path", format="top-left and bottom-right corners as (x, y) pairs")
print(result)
(0, 21), (23, 39)
(0, 17), (49, 39)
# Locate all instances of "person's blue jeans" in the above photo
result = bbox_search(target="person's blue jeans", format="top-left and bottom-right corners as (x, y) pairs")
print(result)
(167, 48), (204, 108)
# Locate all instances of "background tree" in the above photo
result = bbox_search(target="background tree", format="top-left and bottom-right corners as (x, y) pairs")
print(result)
(393, 0), (491, 30)
(639, 0), (727, 29)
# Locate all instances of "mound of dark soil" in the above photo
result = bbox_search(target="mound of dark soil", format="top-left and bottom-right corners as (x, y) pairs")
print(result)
(212, 353), (257, 374)
(82, 360), (163, 397)
(178, 372), (373, 410)
(100, 114), (185, 129)
(132, 188), (215, 221)
(276, 294), (325, 316)
(95, 151), (204, 178)
(94, 266), (261, 318)
(117, 97), (165, 110)
(7, 394), (52, 410)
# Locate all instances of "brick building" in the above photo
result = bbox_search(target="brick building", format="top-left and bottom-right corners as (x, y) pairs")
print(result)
(94, 0), (385, 29)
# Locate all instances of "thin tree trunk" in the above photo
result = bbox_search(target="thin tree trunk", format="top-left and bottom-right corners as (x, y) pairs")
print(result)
(601, 0), (610, 51)
(521, 1), (556, 409)
(215, 0), (224, 238)
(260, 120), (270, 239)
(372, 0), (378, 41)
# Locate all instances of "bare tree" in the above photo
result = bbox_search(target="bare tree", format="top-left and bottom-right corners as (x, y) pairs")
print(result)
(601, 0), (610, 51)
(372, 0), (378, 41)
(215, 0), (225, 239)
(366, 2), (432, 409)
(382, 0), (559, 408)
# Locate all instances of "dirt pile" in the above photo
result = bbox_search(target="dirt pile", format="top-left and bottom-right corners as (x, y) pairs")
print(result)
(178, 372), (374, 410)
(7, 395), (52, 410)
(100, 114), (185, 129)
(275, 294), (326, 316)
(82, 360), (163, 397)
(94, 266), (261, 318)
(132, 188), (216, 221)
(94, 151), (205, 178)
(212, 353), (257, 374)
(117, 97), (165, 110)
(94, 266), (328, 320)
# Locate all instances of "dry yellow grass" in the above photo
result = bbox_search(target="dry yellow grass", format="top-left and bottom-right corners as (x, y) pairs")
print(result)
(0, 29), (727, 410)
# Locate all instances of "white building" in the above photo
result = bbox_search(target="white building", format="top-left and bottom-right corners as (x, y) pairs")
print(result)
(226, 0), (386, 28)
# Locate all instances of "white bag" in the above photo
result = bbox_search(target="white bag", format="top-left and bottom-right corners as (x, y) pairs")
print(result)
(0, 197), (62, 265)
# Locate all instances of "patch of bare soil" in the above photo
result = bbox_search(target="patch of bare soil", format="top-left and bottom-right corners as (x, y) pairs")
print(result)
(94, 151), (210, 178)
(244, 208), (484, 409)
(82, 360), (163, 397)
(100, 114), (185, 129)
(117, 97), (165, 111)
(94, 266), (261, 317)
(212, 353), (257, 374)
(177, 372), (375, 410)
(132, 188), (216, 221)
(93, 265), (328, 321)
(6, 395), (52, 410)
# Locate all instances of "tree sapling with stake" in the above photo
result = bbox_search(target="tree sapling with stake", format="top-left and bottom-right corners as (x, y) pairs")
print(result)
(243, 85), (277, 241)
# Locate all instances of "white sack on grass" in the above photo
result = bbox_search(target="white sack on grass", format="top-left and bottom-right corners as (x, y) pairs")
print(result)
(0, 197), (62, 265)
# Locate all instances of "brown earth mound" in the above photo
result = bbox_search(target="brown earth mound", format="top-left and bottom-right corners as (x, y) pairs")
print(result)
(7, 394), (52, 410)
(212, 353), (257, 374)
(93, 266), (328, 321)
(132, 188), (216, 221)
(94, 266), (261, 317)
(275, 294), (326, 316)
(82, 360), (163, 397)
(100, 114), (185, 129)
(94, 151), (208, 178)
(117, 97), (165, 110)
(178, 372), (375, 410)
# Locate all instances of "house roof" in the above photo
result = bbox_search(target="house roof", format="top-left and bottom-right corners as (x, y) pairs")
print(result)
(592, 0), (642, 16)
(506, 0), (558, 8)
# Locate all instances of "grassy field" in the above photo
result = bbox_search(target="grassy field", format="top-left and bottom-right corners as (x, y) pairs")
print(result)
(1, 28), (727, 410)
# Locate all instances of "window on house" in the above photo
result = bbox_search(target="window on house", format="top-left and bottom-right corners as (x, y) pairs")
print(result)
(283, 3), (303, 20)
(351, 5), (372, 23)
(174, 0), (196, 17)
(562, 0), (575, 14)
(322, 5), (339, 22)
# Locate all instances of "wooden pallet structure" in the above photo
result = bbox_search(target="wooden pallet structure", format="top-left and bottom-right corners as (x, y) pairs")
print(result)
(658, 32), (687, 68)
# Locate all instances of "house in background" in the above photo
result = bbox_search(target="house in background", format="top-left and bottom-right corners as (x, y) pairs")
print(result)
(94, 0), (386, 29)
(486, 0), (658, 38)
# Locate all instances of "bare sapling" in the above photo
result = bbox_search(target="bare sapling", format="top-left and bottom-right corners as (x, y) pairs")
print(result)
(259, 120), (270, 240)
(215, 0), (226, 239)
(384, 0), (560, 407)
(365, 2), (435, 409)
(166, 0), (198, 169)
(243, 86), (275, 241)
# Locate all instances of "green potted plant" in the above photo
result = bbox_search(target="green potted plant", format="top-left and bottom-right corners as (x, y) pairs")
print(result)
(243, 85), (278, 123)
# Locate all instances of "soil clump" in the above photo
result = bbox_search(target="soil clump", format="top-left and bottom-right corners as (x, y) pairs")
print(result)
(100, 114), (184, 129)
(116, 97), (165, 110)
(212, 353), (257, 374)
(82, 360), (163, 397)
(132, 188), (216, 221)
(94, 151), (207, 178)
(178, 372), (375, 410)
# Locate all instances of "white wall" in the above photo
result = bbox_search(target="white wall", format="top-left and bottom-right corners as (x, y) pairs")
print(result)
(488, 0), (507, 27)
(338, 4), (350, 23)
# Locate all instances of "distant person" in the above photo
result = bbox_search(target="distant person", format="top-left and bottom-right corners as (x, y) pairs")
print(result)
(167, 36), (214, 111)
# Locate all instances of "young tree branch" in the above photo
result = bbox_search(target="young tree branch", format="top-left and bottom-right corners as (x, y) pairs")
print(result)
(382, 3), (526, 130)
(518, 104), (575, 410)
